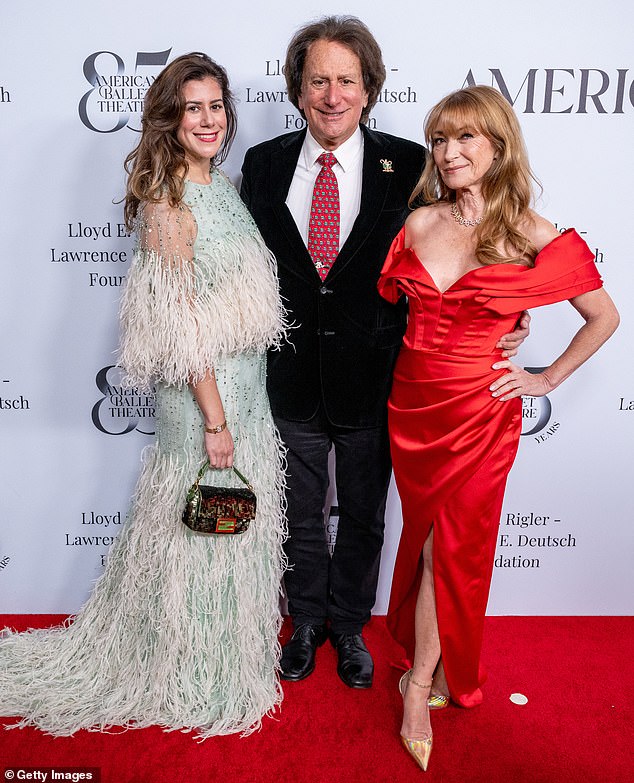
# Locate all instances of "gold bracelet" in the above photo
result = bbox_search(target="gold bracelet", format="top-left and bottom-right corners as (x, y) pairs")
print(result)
(204, 420), (227, 434)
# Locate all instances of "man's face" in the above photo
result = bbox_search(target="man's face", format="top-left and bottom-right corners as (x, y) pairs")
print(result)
(298, 39), (368, 151)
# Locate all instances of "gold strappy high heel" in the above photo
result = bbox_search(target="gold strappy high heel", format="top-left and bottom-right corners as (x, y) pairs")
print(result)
(399, 670), (433, 772)
(429, 661), (450, 709)
(428, 692), (449, 710)
(399, 670), (449, 710)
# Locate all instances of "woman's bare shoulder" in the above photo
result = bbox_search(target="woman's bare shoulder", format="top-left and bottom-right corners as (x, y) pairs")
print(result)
(522, 210), (560, 252)
(405, 203), (447, 241)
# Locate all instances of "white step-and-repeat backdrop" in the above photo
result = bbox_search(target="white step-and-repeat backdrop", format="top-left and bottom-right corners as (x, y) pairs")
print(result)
(1, 1), (632, 615)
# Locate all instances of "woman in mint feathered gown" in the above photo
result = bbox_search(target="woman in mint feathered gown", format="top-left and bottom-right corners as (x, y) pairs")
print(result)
(0, 53), (287, 738)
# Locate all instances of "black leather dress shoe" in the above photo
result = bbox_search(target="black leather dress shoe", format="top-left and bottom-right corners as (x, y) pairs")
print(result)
(330, 632), (374, 689)
(280, 624), (327, 681)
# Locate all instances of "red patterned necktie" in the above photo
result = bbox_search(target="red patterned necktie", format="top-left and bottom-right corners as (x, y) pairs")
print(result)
(307, 152), (340, 280)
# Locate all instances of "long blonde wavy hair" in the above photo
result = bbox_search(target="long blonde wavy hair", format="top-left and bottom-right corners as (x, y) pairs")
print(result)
(123, 52), (237, 231)
(410, 85), (539, 266)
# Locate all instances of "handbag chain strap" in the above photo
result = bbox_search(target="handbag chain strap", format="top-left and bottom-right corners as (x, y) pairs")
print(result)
(194, 460), (254, 493)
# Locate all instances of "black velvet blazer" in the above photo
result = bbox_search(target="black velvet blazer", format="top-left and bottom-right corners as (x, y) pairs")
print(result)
(240, 125), (426, 428)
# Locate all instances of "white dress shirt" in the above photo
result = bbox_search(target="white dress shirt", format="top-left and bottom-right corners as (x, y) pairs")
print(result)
(285, 127), (364, 252)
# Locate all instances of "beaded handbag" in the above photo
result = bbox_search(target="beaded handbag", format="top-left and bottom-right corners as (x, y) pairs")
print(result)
(182, 460), (256, 535)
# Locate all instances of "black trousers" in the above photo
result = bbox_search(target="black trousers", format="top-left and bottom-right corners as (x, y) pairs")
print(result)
(275, 407), (392, 634)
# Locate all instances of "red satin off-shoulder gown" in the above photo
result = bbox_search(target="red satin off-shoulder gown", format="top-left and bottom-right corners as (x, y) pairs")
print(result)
(377, 228), (602, 707)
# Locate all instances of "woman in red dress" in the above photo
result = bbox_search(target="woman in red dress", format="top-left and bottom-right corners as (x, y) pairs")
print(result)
(377, 85), (619, 771)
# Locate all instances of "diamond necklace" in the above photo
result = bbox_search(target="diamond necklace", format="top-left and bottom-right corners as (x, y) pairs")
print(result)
(451, 201), (483, 227)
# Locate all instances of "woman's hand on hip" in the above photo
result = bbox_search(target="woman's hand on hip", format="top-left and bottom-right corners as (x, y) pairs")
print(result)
(490, 360), (553, 401)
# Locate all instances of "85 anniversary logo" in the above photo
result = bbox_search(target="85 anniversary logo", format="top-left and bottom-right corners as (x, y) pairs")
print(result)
(79, 48), (172, 133)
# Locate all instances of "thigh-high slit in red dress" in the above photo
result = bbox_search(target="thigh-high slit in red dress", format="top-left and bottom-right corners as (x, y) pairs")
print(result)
(377, 228), (602, 707)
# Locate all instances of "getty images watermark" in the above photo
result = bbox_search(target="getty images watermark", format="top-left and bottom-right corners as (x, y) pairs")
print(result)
(4, 770), (100, 782)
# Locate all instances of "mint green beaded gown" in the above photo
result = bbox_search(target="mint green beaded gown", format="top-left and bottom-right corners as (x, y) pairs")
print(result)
(0, 172), (287, 738)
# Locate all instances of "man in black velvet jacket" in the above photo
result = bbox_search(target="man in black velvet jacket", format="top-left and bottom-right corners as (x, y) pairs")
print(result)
(241, 16), (522, 688)
(241, 16), (422, 689)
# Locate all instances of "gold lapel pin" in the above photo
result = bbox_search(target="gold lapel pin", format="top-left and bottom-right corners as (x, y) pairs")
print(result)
(380, 159), (394, 173)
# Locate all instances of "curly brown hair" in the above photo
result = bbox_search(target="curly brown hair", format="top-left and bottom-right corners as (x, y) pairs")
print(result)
(123, 52), (237, 230)
(284, 16), (386, 124)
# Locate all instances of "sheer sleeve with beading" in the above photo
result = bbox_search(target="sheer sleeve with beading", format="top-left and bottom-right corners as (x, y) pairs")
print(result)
(117, 200), (211, 389)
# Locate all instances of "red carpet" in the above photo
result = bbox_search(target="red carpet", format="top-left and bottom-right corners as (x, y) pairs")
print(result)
(0, 615), (632, 783)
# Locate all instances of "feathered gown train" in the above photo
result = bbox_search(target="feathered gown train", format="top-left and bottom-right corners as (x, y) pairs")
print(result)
(0, 173), (287, 737)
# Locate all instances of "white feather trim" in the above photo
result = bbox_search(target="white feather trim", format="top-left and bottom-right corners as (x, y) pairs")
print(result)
(117, 176), (287, 390)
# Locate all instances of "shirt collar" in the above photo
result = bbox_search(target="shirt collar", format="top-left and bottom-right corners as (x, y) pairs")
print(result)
(301, 126), (364, 173)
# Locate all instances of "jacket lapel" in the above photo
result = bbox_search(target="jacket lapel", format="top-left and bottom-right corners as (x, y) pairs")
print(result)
(269, 130), (319, 280)
(327, 126), (394, 280)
